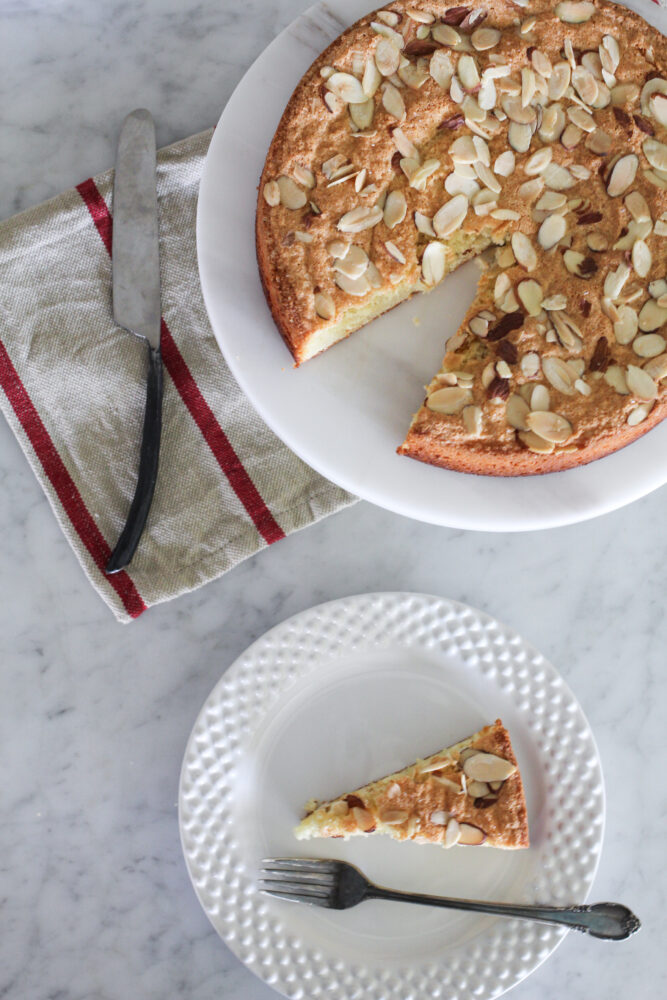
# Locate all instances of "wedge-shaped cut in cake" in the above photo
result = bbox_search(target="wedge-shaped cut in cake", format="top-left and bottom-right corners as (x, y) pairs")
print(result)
(294, 719), (529, 849)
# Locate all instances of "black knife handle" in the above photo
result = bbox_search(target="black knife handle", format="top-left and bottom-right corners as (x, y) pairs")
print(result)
(106, 344), (163, 574)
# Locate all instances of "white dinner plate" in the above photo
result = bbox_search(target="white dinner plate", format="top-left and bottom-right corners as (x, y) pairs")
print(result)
(179, 592), (605, 1000)
(196, 0), (667, 531)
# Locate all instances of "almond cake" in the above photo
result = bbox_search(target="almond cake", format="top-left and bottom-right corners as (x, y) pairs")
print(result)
(256, 0), (667, 474)
(294, 719), (529, 849)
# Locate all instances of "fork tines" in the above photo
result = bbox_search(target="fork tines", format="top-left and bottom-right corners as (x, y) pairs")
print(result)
(259, 858), (337, 907)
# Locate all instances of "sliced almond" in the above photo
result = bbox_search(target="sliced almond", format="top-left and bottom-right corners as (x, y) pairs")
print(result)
(638, 299), (667, 332)
(525, 147), (553, 176)
(334, 271), (370, 296)
(512, 232), (537, 271)
(433, 194), (469, 238)
(421, 241), (447, 286)
(555, 1), (595, 23)
(326, 72), (367, 105)
(467, 780), (490, 798)
(337, 205), (383, 233)
(458, 54), (480, 92)
(604, 364), (629, 394)
(572, 66), (598, 106)
(627, 402), (654, 426)
(543, 356), (577, 395)
(517, 278), (543, 315)
(382, 82), (406, 120)
(277, 175), (307, 210)
(379, 808), (409, 825)
(530, 384), (550, 411)
(262, 180), (281, 206)
(613, 305), (639, 345)
(458, 823), (486, 846)
(548, 63), (571, 102)
(463, 752), (517, 783)
(508, 121), (532, 154)
(603, 261), (631, 300)
(538, 213), (567, 250)
(430, 49), (454, 90)
(633, 333), (666, 358)
(314, 291), (335, 320)
(607, 154), (639, 197)
(519, 429), (555, 454)
(643, 138), (667, 173)
(526, 409), (573, 443)
(518, 178), (544, 202)
(587, 232), (609, 252)
(626, 364), (658, 399)
(521, 352), (541, 377)
(494, 150), (515, 177)
(631, 240), (652, 279)
(384, 190), (407, 229)
(543, 162), (576, 191)
(506, 394), (530, 430)
(445, 818), (461, 848)
(352, 806), (376, 832)
(644, 354), (667, 380)
(427, 385), (471, 414)
(333, 244), (369, 279)
(415, 211), (435, 236)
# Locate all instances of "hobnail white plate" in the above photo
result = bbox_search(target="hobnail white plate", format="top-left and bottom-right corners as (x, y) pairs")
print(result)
(196, 0), (667, 532)
(179, 593), (605, 1000)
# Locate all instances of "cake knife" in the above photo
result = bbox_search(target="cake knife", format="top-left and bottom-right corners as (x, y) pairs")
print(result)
(106, 109), (162, 574)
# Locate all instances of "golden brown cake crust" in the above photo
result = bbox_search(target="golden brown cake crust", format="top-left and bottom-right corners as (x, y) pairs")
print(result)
(294, 719), (530, 849)
(257, 0), (667, 475)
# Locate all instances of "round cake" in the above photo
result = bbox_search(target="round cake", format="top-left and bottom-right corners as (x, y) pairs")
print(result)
(256, 0), (667, 475)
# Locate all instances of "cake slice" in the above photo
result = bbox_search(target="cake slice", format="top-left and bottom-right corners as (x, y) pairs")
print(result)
(294, 719), (529, 849)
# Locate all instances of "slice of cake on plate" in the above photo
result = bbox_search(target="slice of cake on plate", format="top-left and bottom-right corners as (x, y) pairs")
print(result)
(294, 719), (529, 849)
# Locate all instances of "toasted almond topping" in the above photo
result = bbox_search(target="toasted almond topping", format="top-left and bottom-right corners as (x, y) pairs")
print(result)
(517, 278), (543, 316)
(631, 239), (652, 279)
(493, 150), (516, 177)
(633, 334), (666, 358)
(519, 429), (555, 454)
(521, 352), (541, 377)
(433, 194), (469, 238)
(350, 98), (375, 130)
(277, 175), (307, 209)
(326, 72), (368, 105)
(334, 271), (370, 296)
(314, 291), (335, 320)
(627, 402), (654, 426)
(262, 180), (281, 206)
(382, 82), (406, 120)
(511, 232), (537, 271)
(543, 356), (577, 395)
(607, 154), (639, 197)
(603, 261), (631, 300)
(375, 37), (401, 77)
(508, 121), (532, 154)
(643, 137), (667, 173)
(352, 805), (376, 832)
(430, 49), (454, 90)
(538, 213), (567, 250)
(458, 822), (486, 846)
(530, 384), (550, 411)
(543, 162), (576, 191)
(472, 26), (501, 51)
(458, 54), (481, 92)
(638, 299), (667, 332)
(445, 818), (461, 847)
(337, 205), (383, 233)
(626, 364), (658, 400)
(526, 410), (573, 443)
(506, 394), (530, 430)
(644, 354), (667, 380)
(604, 364), (630, 394)
(379, 807), (409, 825)
(362, 56), (382, 98)
(427, 385), (472, 414)
(370, 21), (405, 49)
(384, 190), (407, 229)
(421, 241), (447, 286)
(555, 1), (595, 23)
(613, 305), (639, 345)
(415, 211), (435, 236)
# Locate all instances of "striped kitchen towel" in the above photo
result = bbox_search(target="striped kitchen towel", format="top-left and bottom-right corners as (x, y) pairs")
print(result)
(0, 129), (355, 622)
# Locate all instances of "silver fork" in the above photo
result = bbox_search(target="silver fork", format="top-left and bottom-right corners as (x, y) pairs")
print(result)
(259, 858), (640, 941)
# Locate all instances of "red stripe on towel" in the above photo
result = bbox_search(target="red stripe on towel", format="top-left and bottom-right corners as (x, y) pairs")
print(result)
(76, 179), (285, 545)
(0, 339), (146, 618)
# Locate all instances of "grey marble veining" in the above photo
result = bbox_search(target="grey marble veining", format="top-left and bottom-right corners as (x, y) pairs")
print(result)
(1, 1), (666, 999)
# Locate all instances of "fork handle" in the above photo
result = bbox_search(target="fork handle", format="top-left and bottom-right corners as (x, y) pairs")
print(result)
(366, 889), (640, 940)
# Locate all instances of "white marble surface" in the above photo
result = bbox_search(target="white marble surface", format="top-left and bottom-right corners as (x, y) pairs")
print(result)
(1, 2), (666, 999)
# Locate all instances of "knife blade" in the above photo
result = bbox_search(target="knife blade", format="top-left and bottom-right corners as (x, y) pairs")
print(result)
(106, 109), (163, 574)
